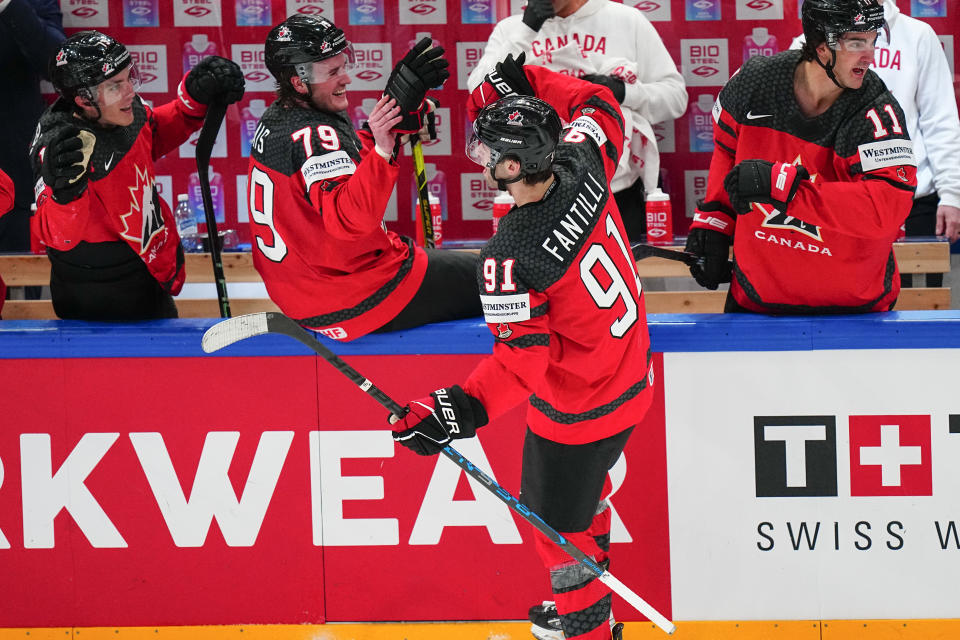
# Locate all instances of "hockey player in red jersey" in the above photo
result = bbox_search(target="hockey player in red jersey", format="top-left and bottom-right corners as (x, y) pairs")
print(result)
(247, 16), (481, 341)
(391, 57), (650, 640)
(685, 0), (917, 313)
(31, 31), (244, 320)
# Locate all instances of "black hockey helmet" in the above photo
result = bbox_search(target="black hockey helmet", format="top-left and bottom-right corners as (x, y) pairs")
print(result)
(467, 96), (563, 178)
(802, 0), (885, 50)
(49, 31), (132, 102)
(265, 15), (352, 81)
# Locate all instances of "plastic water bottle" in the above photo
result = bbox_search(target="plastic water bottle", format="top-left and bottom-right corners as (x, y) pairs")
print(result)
(174, 194), (202, 252)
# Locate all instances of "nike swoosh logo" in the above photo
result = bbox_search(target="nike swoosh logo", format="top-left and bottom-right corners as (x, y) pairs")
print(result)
(104, 153), (115, 172)
(746, 111), (772, 120)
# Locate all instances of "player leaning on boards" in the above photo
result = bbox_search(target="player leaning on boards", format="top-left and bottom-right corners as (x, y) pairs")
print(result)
(390, 56), (652, 640)
(30, 31), (244, 321)
(684, 0), (917, 314)
(247, 15), (481, 342)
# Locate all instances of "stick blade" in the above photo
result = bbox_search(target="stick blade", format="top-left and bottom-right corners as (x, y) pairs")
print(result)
(201, 312), (270, 353)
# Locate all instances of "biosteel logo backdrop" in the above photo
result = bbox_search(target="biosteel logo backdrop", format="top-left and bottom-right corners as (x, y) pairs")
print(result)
(0, 353), (670, 627)
(664, 349), (960, 622)
(54, 0), (958, 243)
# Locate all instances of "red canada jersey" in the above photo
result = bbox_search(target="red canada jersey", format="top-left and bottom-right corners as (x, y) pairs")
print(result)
(247, 102), (427, 341)
(464, 66), (653, 445)
(31, 84), (205, 294)
(690, 51), (917, 313)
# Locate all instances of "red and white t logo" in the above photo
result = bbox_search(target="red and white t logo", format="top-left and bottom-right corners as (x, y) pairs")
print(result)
(849, 415), (931, 496)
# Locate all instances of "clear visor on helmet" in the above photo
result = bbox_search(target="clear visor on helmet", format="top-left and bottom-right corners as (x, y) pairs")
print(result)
(295, 44), (356, 83)
(88, 64), (141, 107)
(830, 32), (879, 52)
(466, 132), (500, 169)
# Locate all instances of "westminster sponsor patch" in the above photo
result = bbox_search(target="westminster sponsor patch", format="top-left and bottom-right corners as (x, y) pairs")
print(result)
(858, 139), (916, 172)
(567, 116), (608, 148)
(480, 293), (531, 323)
(300, 151), (356, 188)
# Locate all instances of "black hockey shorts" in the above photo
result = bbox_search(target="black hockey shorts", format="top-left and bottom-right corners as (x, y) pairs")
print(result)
(374, 247), (482, 333)
(519, 426), (634, 533)
(48, 241), (178, 321)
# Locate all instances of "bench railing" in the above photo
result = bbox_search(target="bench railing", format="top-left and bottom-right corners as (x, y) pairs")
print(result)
(1, 241), (951, 319)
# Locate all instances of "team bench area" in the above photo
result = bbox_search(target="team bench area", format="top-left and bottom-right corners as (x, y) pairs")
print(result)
(0, 240), (951, 319)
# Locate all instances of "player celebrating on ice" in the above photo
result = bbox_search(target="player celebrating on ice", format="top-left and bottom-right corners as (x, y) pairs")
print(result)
(31, 30), (244, 320)
(684, 0), (917, 313)
(247, 15), (480, 341)
(390, 56), (652, 640)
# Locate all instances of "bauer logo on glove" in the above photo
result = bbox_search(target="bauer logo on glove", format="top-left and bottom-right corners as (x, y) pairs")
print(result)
(390, 384), (488, 456)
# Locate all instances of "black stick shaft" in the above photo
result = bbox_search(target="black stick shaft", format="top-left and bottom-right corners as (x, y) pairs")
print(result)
(196, 99), (230, 318)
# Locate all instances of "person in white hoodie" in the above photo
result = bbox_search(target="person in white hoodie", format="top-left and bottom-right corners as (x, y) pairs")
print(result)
(791, 0), (960, 285)
(467, 0), (688, 243)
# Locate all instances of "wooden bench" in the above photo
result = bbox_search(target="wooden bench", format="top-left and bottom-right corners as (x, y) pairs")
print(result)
(0, 241), (951, 319)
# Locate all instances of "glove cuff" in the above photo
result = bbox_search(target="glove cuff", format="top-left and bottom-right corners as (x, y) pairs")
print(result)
(440, 385), (488, 436)
(177, 76), (208, 118)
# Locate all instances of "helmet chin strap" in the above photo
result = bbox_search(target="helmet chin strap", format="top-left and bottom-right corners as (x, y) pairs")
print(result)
(491, 163), (523, 192)
(815, 47), (845, 89)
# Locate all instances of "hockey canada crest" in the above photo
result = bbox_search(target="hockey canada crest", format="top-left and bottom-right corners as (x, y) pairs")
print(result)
(496, 323), (513, 339)
(506, 110), (523, 126)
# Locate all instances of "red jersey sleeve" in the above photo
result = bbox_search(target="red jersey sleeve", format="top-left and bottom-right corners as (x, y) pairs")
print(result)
(290, 122), (400, 242)
(0, 169), (14, 215)
(147, 74), (208, 159)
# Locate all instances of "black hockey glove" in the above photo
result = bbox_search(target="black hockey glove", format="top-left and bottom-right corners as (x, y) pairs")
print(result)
(724, 160), (810, 216)
(485, 52), (534, 99)
(186, 56), (246, 106)
(41, 125), (96, 204)
(685, 227), (732, 290)
(581, 73), (626, 104)
(390, 385), (488, 456)
(522, 0), (554, 31)
(384, 37), (450, 134)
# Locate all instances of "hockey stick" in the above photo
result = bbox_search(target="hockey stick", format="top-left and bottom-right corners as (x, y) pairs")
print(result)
(630, 242), (701, 266)
(195, 98), (230, 318)
(201, 312), (676, 635)
(631, 242), (735, 274)
(411, 137), (435, 248)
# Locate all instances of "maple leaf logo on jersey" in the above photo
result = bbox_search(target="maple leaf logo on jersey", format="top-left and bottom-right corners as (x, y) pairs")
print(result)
(497, 323), (513, 339)
(506, 111), (523, 126)
(119, 164), (165, 254)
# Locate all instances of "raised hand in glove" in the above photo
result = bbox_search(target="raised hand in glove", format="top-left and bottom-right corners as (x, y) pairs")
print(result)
(41, 125), (96, 204)
(581, 73), (626, 104)
(724, 160), (809, 216)
(522, 0), (555, 31)
(390, 385), (488, 456)
(482, 52), (534, 100)
(186, 56), (245, 105)
(384, 37), (449, 134)
(685, 227), (732, 290)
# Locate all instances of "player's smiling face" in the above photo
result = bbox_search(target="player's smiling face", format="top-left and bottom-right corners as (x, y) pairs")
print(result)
(306, 54), (352, 112)
(80, 66), (139, 127)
